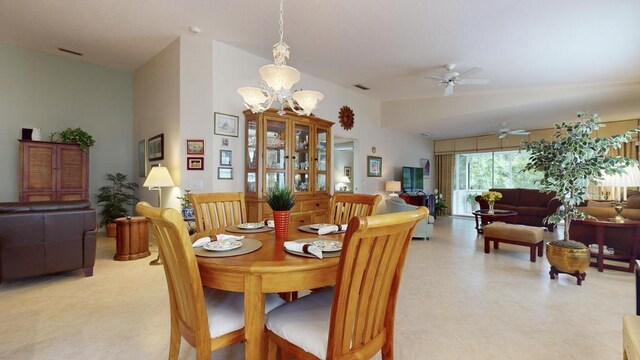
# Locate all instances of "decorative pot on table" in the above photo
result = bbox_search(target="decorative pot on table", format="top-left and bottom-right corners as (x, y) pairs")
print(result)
(273, 210), (290, 241)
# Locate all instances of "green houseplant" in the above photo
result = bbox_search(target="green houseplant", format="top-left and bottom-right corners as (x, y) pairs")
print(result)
(95, 172), (139, 237)
(176, 189), (194, 219)
(266, 185), (295, 241)
(522, 112), (639, 283)
(51, 127), (95, 152)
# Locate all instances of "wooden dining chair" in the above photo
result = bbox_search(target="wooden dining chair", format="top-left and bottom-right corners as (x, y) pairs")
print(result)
(188, 192), (247, 233)
(265, 206), (428, 360)
(327, 193), (382, 224)
(135, 201), (284, 360)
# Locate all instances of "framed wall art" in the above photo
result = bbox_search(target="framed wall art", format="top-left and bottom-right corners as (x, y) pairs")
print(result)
(367, 156), (382, 177)
(221, 138), (229, 147)
(420, 158), (431, 179)
(138, 139), (147, 177)
(186, 139), (204, 155)
(218, 167), (233, 180)
(187, 157), (204, 170)
(214, 112), (239, 137)
(344, 166), (351, 180)
(148, 134), (164, 161)
(220, 150), (232, 166)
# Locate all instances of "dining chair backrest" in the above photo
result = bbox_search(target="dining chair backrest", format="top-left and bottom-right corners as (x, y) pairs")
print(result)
(327, 207), (428, 359)
(135, 201), (214, 356)
(328, 193), (382, 225)
(189, 192), (247, 233)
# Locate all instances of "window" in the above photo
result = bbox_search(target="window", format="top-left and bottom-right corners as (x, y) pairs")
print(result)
(452, 150), (542, 215)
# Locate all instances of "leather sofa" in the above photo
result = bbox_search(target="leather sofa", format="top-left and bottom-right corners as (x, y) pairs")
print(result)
(0, 201), (97, 282)
(578, 193), (640, 221)
(385, 197), (434, 239)
(475, 188), (561, 231)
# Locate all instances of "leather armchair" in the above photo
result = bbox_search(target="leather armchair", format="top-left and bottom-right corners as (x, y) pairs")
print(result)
(0, 201), (97, 282)
(385, 197), (434, 239)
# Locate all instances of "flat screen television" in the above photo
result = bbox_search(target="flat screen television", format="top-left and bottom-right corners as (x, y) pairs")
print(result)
(402, 166), (424, 193)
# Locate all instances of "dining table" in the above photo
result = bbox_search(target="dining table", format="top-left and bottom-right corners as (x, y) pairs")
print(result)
(193, 226), (343, 360)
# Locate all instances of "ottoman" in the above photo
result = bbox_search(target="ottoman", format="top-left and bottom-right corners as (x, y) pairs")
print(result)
(624, 314), (640, 360)
(484, 222), (544, 262)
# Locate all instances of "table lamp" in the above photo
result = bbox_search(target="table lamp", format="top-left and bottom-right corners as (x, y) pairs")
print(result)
(600, 165), (640, 222)
(143, 164), (175, 265)
(385, 181), (401, 197)
(339, 176), (351, 191)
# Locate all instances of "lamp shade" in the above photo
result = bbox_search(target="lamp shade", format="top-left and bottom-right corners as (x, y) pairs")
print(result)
(385, 181), (401, 192)
(259, 64), (300, 92)
(143, 166), (175, 188)
(340, 176), (351, 184)
(292, 90), (324, 115)
(600, 166), (640, 187)
(237, 87), (268, 109)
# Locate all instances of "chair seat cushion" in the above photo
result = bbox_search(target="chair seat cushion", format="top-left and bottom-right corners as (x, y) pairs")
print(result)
(266, 287), (334, 359)
(206, 288), (286, 338)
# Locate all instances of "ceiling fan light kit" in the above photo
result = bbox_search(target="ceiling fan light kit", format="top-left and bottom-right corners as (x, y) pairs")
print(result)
(237, 0), (324, 116)
(428, 64), (490, 96)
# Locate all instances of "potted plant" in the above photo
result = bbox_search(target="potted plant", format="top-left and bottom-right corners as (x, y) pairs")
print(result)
(176, 189), (194, 219)
(522, 112), (638, 284)
(95, 172), (139, 237)
(51, 127), (96, 152)
(266, 185), (295, 241)
(433, 189), (447, 218)
(465, 193), (480, 213)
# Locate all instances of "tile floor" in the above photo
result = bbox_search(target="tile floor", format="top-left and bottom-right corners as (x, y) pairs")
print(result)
(0, 217), (634, 359)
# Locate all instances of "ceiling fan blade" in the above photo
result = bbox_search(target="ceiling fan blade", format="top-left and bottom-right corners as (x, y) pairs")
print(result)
(509, 130), (530, 135)
(444, 83), (455, 96)
(458, 67), (481, 77)
(428, 75), (447, 81)
(459, 78), (490, 85)
(498, 132), (507, 139)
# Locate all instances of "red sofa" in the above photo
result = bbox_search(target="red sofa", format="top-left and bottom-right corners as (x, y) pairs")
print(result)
(475, 188), (561, 231)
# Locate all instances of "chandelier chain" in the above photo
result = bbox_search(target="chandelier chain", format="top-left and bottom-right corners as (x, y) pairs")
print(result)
(279, 0), (284, 44)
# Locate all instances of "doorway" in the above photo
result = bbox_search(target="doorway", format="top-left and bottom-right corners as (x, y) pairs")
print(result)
(333, 136), (356, 194)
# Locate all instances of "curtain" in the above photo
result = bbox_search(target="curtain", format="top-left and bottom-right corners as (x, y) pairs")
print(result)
(436, 154), (454, 216)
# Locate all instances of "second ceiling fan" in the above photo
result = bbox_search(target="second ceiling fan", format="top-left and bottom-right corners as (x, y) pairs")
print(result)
(428, 64), (490, 96)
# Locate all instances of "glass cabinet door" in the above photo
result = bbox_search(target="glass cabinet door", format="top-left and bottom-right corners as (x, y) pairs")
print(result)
(315, 127), (329, 193)
(292, 122), (311, 193)
(246, 119), (258, 193)
(265, 118), (288, 190)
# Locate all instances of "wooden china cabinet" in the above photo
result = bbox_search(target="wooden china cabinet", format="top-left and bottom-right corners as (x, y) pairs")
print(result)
(243, 109), (333, 225)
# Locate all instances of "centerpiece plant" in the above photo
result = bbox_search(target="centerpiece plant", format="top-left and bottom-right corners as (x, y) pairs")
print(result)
(266, 185), (295, 241)
(481, 191), (502, 213)
(95, 172), (139, 237)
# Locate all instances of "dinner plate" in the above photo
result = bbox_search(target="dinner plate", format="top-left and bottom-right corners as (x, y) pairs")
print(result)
(309, 223), (333, 230)
(312, 240), (342, 252)
(203, 240), (242, 252)
(237, 222), (265, 230)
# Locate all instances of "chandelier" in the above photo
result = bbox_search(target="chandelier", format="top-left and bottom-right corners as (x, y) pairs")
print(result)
(237, 0), (324, 116)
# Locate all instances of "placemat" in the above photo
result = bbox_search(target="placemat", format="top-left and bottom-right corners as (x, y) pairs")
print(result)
(194, 238), (262, 258)
(284, 239), (342, 258)
(225, 225), (274, 234)
(298, 225), (346, 234)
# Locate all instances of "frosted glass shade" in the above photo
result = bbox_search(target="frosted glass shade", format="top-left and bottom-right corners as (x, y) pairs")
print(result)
(292, 90), (324, 115)
(601, 166), (640, 187)
(259, 64), (300, 91)
(237, 87), (268, 107)
(340, 176), (351, 184)
(143, 166), (175, 188)
(385, 181), (401, 192)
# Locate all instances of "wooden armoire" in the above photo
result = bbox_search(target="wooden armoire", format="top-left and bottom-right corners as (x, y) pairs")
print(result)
(19, 140), (89, 202)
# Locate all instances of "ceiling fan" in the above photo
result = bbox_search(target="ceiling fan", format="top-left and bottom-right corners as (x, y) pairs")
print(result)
(428, 64), (490, 96)
(497, 123), (530, 139)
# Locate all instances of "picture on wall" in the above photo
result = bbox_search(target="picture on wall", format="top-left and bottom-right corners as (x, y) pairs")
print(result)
(186, 139), (205, 155)
(420, 158), (431, 179)
(187, 157), (204, 170)
(344, 166), (351, 180)
(367, 156), (382, 177)
(218, 167), (233, 180)
(222, 138), (229, 147)
(220, 150), (232, 166)
(148, 134), (164, 161)
(138, 139), (146, 177)
(214, 112), (239, 137)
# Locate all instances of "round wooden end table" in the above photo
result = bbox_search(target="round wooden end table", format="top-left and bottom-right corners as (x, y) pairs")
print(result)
(472, 209), (518, 234)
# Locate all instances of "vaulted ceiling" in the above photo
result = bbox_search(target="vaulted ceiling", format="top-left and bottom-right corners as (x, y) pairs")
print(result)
(2, 0), (639, 139)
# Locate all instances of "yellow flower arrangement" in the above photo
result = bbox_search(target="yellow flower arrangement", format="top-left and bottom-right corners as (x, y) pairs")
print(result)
(481, 191), (503, 203)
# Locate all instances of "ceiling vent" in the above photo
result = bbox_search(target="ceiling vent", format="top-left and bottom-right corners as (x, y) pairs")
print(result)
(353, 84), (370, 90)
(57, 47), (83, 56)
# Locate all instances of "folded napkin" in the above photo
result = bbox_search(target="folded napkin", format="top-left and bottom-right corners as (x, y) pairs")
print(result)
(192, 237), (211, 248)
(215, 234), (245, 245)
(317, 224), (348, 235)
(284, 241), (323, 259)
(263, 219), (275, 228)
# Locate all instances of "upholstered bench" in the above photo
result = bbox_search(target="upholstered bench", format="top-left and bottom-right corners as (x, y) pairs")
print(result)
(483, 222), (544, 262)
(624, 315), (640, 360)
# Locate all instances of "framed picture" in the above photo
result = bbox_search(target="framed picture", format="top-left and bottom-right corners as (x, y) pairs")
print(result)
(138, 139), (146, 177)
(222, 138), (229, 147)
(218, 167), (233, 180)
(367, 156), (382, 177)
(186, 139), (204, 155)
(420, 158), (431, 178)
(344, 166), (351, 180)
(220, 150), (232, 166)
(214, 112), (239, 137)
(187, 157), (204, 170)
(148, 134), (164, 161)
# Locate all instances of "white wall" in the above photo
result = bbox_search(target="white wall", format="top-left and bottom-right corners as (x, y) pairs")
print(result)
(133, 38), (181, 210)
(0, 42), (133, 205)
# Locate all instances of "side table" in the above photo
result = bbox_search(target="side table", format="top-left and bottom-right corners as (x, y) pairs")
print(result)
(472, 209), (518, 234)
(569, 219), (640, 272)
(114, 216), (150, 261)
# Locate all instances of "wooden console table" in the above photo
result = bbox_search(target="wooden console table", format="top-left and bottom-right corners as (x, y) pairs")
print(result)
(570, 219), (640, 272)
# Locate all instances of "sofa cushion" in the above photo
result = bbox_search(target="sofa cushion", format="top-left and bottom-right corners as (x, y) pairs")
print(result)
(588, 200), (615, 208)
(491, 188), (520, 207)
(0, 201), (91, 213)
(627, 195), (640, 209)
(519, 190), (556, 208)
(494, 204), (517, 212)
(516, 206), (548, 217)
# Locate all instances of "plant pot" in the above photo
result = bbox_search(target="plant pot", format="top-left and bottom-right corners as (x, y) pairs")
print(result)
(272, 210), (290, 241)
(181, 208), (194, 219)
(106, 223), (117, 237)
(546, 240), (590, 274)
